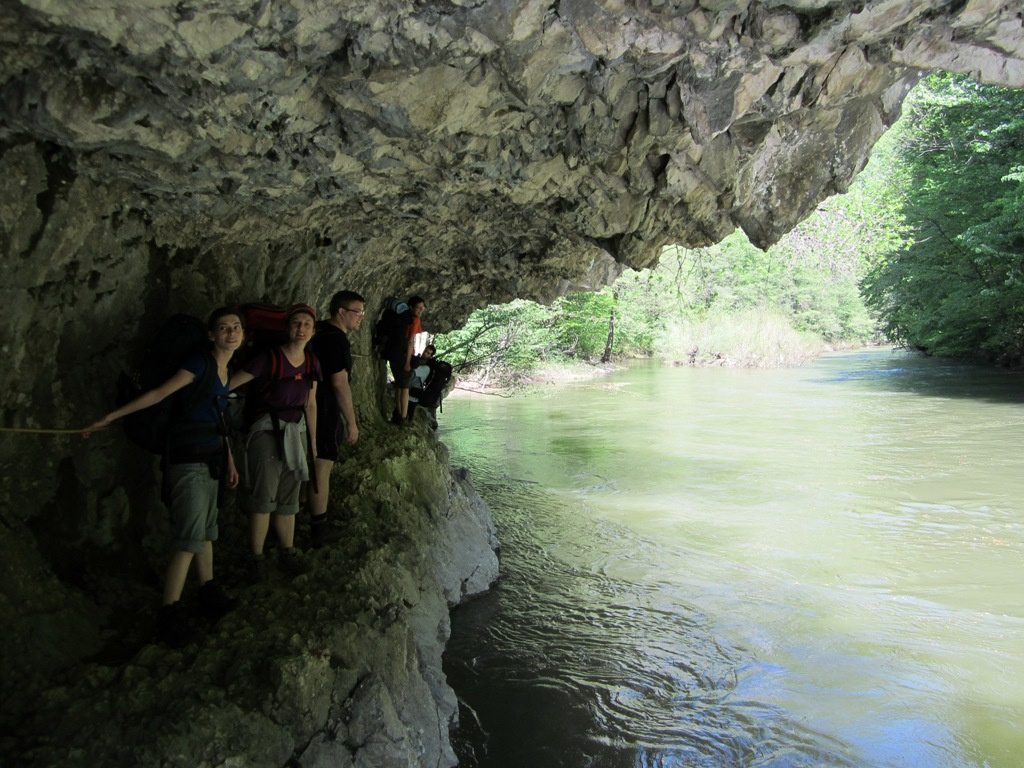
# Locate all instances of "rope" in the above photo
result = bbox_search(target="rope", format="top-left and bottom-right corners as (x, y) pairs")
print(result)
(0, 426), (107, 435)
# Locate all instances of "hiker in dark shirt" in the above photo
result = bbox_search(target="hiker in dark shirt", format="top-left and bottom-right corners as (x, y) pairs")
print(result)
(84, 307), (243, 647)
(229, 303), (320, 578)
(308, 290), (364, 548)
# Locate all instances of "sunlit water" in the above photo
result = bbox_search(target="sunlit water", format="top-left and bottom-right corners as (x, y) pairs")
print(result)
(439, 349), (1024, 768)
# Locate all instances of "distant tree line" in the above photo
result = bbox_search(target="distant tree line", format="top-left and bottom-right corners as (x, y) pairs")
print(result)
(437, 74), (1024, 383)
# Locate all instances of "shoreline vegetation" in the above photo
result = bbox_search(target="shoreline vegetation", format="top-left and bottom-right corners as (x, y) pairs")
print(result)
(449, 321), (873, 396)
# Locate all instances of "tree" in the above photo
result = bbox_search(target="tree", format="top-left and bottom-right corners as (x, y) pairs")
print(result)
(862, 74), (1024, 365)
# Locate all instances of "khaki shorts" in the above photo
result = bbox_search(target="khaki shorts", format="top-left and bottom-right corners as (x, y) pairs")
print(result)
(243, 430), (302, 515)
(166, 462), (219, 553)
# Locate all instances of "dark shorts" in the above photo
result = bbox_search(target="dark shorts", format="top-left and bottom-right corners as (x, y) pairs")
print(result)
(388, 358), (414, 388)
(315, 418), (345, 462)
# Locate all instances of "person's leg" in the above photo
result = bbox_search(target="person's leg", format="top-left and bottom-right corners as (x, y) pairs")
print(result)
(389, 359), (406, 422)
(250, 512), (271, 554)
(308, 457), (333, 518)
(309, 457), (337, 548)
(195, 541), (214, 583)
(195, 539), (236, 619)
(393, 386), (404, 421)
(273, 512), (296, 549)
(245, 431), (282, 556)
(162, 551), (195, 605)
(163, 462), (210, 603)
(275, 469), (310, 575)
(398, 386), (410, 419)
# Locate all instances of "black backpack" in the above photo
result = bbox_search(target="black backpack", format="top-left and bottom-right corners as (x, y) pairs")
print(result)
(373, 297), (412, 360)
(115, 314), (216, 454)
(415, 359), (453, 409)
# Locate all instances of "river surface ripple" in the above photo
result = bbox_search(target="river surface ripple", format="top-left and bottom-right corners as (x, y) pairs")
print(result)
(440, 349), (1024, 768)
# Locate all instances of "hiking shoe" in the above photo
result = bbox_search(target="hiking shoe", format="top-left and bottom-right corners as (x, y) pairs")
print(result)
(248, 553), (271, 583)
(156, 602), (197, 648)
(278, 548), (311, 577)
(196, 580), (238, 621)
(390, 410), (404, 426)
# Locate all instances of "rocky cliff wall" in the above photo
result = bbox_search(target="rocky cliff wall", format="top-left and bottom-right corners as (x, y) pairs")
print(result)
(3, 420), (499, 767)
(1, 1), (1022, 765)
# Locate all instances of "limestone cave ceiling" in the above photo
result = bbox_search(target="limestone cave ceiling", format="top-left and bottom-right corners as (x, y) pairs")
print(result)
(1, 0), (1022, 325)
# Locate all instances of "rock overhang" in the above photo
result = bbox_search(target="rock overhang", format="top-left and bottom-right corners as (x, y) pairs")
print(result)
(1, 0), (1022, 329)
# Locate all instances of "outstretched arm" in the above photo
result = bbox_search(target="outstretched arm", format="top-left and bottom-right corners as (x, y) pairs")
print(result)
(229, 369), (255, 390)
(84, 368), (195, 436)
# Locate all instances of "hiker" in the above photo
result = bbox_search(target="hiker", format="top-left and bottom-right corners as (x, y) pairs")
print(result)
(407, 344), (435, 416)
(229, 303), (321, 578)
(408, 344), (453, 430)
(389, 295), (426, 424)
(308, 290), (364, 548)
(83, 307), (243, 647)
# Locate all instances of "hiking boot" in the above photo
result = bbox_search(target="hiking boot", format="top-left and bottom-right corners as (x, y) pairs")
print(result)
(196, 580), (238, 621)
(278, 547), (311, 577)
(248, 553), (271, 583)
(310, 515), (343, 549)
(390, 409), (404, 426)
(156, 602), (197, 648)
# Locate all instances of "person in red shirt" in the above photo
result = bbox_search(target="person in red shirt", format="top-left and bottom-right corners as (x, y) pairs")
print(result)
(389, 296), (425, 424)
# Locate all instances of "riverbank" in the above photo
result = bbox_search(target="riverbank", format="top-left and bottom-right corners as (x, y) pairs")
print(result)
(448, 338), (871, 396)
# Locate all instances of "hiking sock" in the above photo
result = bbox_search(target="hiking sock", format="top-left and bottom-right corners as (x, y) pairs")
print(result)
(156, 602), (197, 648)
(196, 580), (238, 621)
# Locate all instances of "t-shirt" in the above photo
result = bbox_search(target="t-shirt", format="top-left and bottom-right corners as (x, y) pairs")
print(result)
(312, 322), (352, 429)
(243, 348), (322, 424)
(406, 315), (422, 342)
(168, 353), (227, 453)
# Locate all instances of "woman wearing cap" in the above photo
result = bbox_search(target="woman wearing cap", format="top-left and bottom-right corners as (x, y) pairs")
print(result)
(230, 303), (321, 578)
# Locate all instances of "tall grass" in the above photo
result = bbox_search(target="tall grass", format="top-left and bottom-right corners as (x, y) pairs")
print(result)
(656, 309), (824, 367)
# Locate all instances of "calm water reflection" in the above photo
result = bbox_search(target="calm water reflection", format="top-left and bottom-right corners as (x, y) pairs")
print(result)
(441, 349), (1024, 768)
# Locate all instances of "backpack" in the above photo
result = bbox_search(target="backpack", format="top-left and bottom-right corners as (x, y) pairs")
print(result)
(372, 297), (412, 360)
(415, 359), (454, 409)
(225, 302), (290, 431)
(238, 302), (290, 355)
(115, 314), (217, 454)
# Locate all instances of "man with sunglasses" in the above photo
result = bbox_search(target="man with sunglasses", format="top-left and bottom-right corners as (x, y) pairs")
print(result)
(308, 290), (365, 548)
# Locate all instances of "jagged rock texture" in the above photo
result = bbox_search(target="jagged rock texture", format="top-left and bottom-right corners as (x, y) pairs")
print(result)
(2, 0), (1022, 324)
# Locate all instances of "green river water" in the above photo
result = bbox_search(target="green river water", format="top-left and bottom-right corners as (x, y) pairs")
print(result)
(440, 348), (1024, 768)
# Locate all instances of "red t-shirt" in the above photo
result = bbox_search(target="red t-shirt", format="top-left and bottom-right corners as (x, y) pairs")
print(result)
(406, 316), (422, 343)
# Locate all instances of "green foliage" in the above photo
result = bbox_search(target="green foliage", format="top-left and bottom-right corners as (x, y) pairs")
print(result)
(862, 74), (1024, 365)
(434, 299), (560, 385)
(656, 310), (823, 367)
